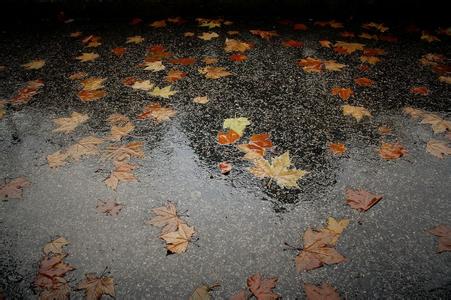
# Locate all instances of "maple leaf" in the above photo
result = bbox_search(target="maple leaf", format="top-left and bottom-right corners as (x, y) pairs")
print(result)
(360, 56), (380, 64)
(224, 38), (252, 52)
(146, 201), (186, 235)
(22, 59), (45, 70)
(282, 40), (304, 48)
(218, 130), (241, 145)
(329, 143), (346, 155)
(229, 53), (248, 62)
(189, 283), (220, 300)
(427, 224), (451, 252)
(144, 61), (165, 72)
(126, 35), (144, 44)
(219, 161), (232, 174)
(170, 57), (196, 65)
(426, 139), (451, 158)
(229, 289), (251, 300)
(75, 52), (99, 62)
(52, 112), (89, 134)
(410, 86), (429, 96)
(304, 283), (340, 300)
(43, 237), (69, 255)
(237, 133), (273, 160)
(9, 79), (44, 106)
(322, 217), (350, 245)
(223, 117), (250, 136)
(165, 69), (187, 82)
(198, 32), (219, 40)
(227, 30), (240, 35)
(354, 77), (374, 87)
(161, 223), (195, 254)
(47, 136), (103, 168)
(342, 105), (371, 122)
(249, 151), (308, 189)
(149, 85), (177, 98)
(333, 41), (365, 54)
(420, 113), (451, 133)
(295, 227), (346, 272)
(78, 90), (106, 102)
(138, 103), (176, 123)
(38, 255), (75, 278)
(0, 177), (30, 200)
(102, 141), (144, 162)
(319, 40), (332, 48)
(39, 278), (71, 300)
(403, 107), (425, 119)
(76, 273), (115, 300)
(193, 96), (209, 104)
(197, 18), (222, 29)
(104, 160), (137, 190)
(131, 80), (154, 91)
(199, 66), (232, 79)
(250, 29), (278, 39)
(379, 142), (407, 160)
(112, 47), (126, 57)
(247, 273), (279, 300)
(362, 22), (389, 32)
(360, 32), (379, 40)
(203, 56), (218, 64)
(68, 71), (88, 80)
(107, 113), (134, 141)
(331, 87), (353, 101)
(81, 77), (106, 91)
(345, 188), (383, 211)
(298, 57), (322, 73)
(323, 60), (346, 71)
(96, 199), (124, 216)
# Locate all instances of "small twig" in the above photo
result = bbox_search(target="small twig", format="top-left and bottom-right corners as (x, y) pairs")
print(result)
(283, 242), (302, 251)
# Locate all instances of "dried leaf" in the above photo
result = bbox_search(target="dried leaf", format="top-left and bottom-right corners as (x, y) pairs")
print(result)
(138, 103), (176, 123)
(165, 69), (187, 82)
(198, 32), (219, 40)
(342, 105), (371, 122)
(420, 113), (451, 134)
(218, 130), (241, 145)
(78, 90), (106, 102)
(96, 199), (124, 216)
(219, 162), (232, 174)
(131, 80), (155, 91)
(189, 283), (220, 300)
(43, 237), (69, 255)
(237, 133), (273, 160)
(75, 52), (99, 62)
(170, 57), (196, 65)
(126, 35), (144, 44)
(47, 136), (103, 168)
(345, 189), (383, 211)
(410, 86), (429, 96)
(354, 77), (374, 87)
(149, 86), (177, 98)
(52, 112), (89, 133)
(427, 224), (451, 252)
(282, 40), (304, 48)
(104, 161), (137, 190)
(22, 59), (45, 70)
(426, 139), (451, 158)
(329, 143), (346, 155)
(102, 141), (144, 162)
(160, 223), (195, 254)
(360, 56), (380, 64)
(331, 87), (353, 101)
(223, 117), (250, 136)
(199, 66), (232, 79)
(250, 30), (278, 40)
(144, 61), (165, 72)
(333, 41), (365, 54)
(112, 47), (126, 57)
(81, 77), (106, 91)
(246, 273), (279, 300)
(304, 283), (340, 300)
(229, 53), (248, 62)
(379, 142), (407, 160)
(145, 201), (186, 235)
(193, 96), (209, 104)
(0, 177), (30, 200)
(76, 273), (115, 300)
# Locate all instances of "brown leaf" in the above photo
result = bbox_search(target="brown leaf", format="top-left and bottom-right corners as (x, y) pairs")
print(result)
(342, 105), (371, 122)
(146, 201), (186, 235)
(102, 141), (144, 162)
(298, 57), (322, 73)
(38, 255), (75, 278)
(165, 69), (187, 82)
(410, 86), (429, 95)
(379, 142), (407, 160)
(219, 161), (232, 174)
(304, 283), (340, 300)
(189, 283), (220, 300)
(39, 277), (70, 300)
(0, 177), (30, 200)
(282, 40), (304, 48)
(138, 103), (176, 123)
(246, 273), (279, 300)
(249, 30), (278, 39)
(96, 199), (124, 216)
(237, 133), (273, 160)
(224, 38), (252, 52)
(427, 224), (451, 252)
(43, 237), (69, 255)
(52, 112), (89, 134)
(104, 160), (137, 190)
(76, 273), (115, 300)
(329, 143), (346, 155)
(77, 90), (106, 102)
(160, 223), (195, 254)
(112, 47), (126, 57)
(9, 79), (44, 106)
(354, 77), (374, 87)
(331, 87), (353, 101)
(199, 66), (232, 79)
(170, 57), (196, 65)
(229, 53), (248, 62)
(47, 136), (103, 168)
(345, 188), (383, 211)
(426, 139), (451, 158)
(378, 126), (391, 135)
(107, 114), (134, 141)
(218, 130), (241, 145)
(420, 113), (451, 134)
(360, 56), (380, 64)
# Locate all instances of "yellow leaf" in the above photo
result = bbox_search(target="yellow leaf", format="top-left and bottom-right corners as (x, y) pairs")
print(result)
(342, 104), (371, 122)
(199, 66), (232, 79)
(249, 151), (309, 189)
(126, 35), (144, 44)
(224, 38), (251, 52)
(144, 61), (165, 72)
(131, 80), (154, 91)
(22, 59), (45, 70)
(43, 237), (69, 255)
(223, 117), (250, 136)
(75, 52), (99, 62)
(198, 32), (219, 40)
(149, 86), (177, 98)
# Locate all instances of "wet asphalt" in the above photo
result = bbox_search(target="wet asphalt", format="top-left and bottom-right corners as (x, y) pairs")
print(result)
(0, 17), (450, 299)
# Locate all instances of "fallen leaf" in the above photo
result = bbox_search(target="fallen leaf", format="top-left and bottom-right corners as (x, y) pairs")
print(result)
(160, 223), (195, 254)
(426, 139), (451, 158)
(22, 59), (45, 70)
(345, 188), (383, 211)
(362, 22), (389, 32)
(198, 32), (219, 40)
(342, 105), (371, 122)
(378, 126), (391, 135)
(131, 80), (155, 91)
(96, 199), (124, 216)
(107, 113), (134, 141)
(329, 143), (346, 155)
(304, 283), (340, 300)
(225, 38), (252, 53)
(39, 279), (71, 300)
(250, 29), (278, 40)
(249, 151), (308, 189)
(237, 133), (273, 160)
(9, 79), (44, 106)
(410, 86), (429, 95)
(420, 113), (451, 134)
(150, 20), (166, 28)
(379, 142), (407, 160)
(193, 96), (209, 104)
(298, 57), (322, 73)
(229, 53), (248, 62)
(47, 136), (103, 168)
(333, 41), (365, 54)
(189, 283), (220, 300)
(331, 87), (353, 101)
(165, 69), (187, 82)
(77, 89), (106, 102)
(282, 40), (304, 48)
(146, 201), (186, 235)
(43, 237), (69, 255)
(184, 32), (195, 37)
(363, 48), (385, 56)
(138, 103), (176, 123)
(104, 160), (137, 190)
(144, 61), (165, 72)
(223, 117), (251, 136)
(170, 57), (196, 65)
(199, 66), (232, 79)
(421, 31), (440, 43)
(315, 20), (343, 29)
(112, 47), (126, 57)
(81, 77), (106, 91)
(52, 112), (89, 134)
(219, 162), (232, 174)
(68, 72), (88, 80)
(340, 31), (355, 38)
(294, 23), (308, 30)
(76, 273), (115, 300)
(0, 177), (31, 200)
(203, 56), (218, 64)
(247, 273), (279, 300)
(126, 35), (144, 44)
(102, 141), (144, 162)
(438, 76), (451, 84)
(38, 255), (75, 278)
(354, 77), (374, 87)
(360, 56), (380, 64)
(319, 40), (332, 48)
(427, 224), (451, 252)
(149, 85), (177, 98)
(323, 60), (346, 71)
(75, 52), (99, 62)
(218, 130), (241, 145)
(403, 107), (425, 119)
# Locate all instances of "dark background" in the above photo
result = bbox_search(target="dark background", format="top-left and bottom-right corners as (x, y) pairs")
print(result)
(0, 0), (449, 24)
